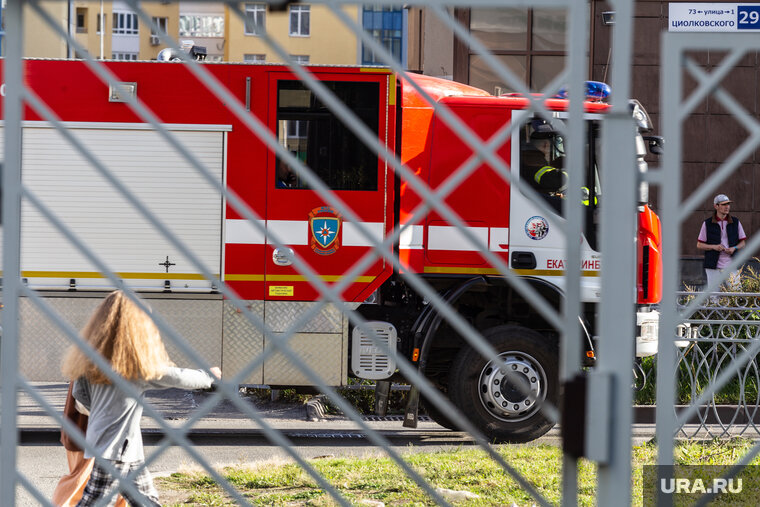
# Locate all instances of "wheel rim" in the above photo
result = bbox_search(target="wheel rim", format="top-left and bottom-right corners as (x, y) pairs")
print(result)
(478, 351), (548, 422)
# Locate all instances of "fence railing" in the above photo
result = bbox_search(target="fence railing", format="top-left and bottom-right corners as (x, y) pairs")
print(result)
(645, 292), (760, 438)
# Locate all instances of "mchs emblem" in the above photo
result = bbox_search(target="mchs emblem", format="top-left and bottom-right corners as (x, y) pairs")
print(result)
(525, 216), (549, 240)
(309, 206), (342, 255)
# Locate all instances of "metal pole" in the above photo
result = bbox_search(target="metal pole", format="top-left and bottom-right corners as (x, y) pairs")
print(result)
(560, 1), (590, 504)
(68, 0), (74, 59)
(0, 0), (24, 502)
(656, 32), (682, 507)
(100, 0), (104, 59)
(596, 0), (637, 504)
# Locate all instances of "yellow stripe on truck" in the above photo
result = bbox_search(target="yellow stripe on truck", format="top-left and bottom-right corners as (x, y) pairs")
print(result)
(19, 271), (211, 280)
(226, 274), (376, 283)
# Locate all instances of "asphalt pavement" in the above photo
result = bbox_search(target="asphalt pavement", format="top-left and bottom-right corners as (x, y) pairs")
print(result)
(13, 382), (756, 446)
(13, 382), (450, 438)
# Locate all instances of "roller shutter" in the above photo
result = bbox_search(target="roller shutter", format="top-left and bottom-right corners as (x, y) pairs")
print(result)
(0, 122), (228, 292)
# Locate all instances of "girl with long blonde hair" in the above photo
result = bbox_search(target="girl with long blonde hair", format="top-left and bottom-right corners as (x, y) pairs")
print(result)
(62, 291), (220, 506)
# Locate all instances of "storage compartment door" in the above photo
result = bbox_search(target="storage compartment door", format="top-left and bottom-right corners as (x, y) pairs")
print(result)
(0, 124), (227, 292)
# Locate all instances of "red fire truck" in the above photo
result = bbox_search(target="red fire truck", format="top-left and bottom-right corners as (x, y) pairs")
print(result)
(0, 59), (662, 443)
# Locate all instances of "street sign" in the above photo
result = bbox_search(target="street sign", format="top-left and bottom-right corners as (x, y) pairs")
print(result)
(669, 3), (760, 31)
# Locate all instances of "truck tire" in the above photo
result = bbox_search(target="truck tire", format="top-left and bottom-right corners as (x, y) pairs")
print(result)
(422, 394), (459, 430)
(448, 324), (559, 443)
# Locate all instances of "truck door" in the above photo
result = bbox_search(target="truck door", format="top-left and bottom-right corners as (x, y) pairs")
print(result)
(508, 114), (601, 286)
(424, 99), (511, 271)
(264, 71), (395, 302)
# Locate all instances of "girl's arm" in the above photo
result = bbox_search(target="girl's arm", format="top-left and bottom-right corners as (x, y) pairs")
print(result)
(148, 366), (219, 390)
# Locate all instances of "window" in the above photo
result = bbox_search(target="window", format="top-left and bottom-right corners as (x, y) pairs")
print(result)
(289, 54), (309, 65)
(287, 120), (307, 138)
(244, 54), (266, 63)
(456, 8), (566, 94)
(151, 17), (168, 36)
(519, 116), (601, 241)
(276, 80), (379, 191)
(289, 5), (310, 36)
(113, 11), (138, 35)
(112, 52), (138, 61)
(96, 13), (105, 34)
(362, 5), (403, 65)
(244, 4), (266, 35)
(76, 8), (88, 33)
(179, 15), (224, 37)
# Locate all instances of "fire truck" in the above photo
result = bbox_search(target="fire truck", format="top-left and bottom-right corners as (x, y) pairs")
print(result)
(0, 59), (662, 443)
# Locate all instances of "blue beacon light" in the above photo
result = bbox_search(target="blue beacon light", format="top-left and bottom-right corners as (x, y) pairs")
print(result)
(554, 81), (611, 102)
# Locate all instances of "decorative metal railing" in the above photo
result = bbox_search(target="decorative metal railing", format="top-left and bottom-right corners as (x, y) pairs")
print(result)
(668, 292), (760, 438)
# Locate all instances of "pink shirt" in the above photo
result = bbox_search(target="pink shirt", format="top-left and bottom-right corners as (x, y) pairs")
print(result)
(698, 218), (747, 269)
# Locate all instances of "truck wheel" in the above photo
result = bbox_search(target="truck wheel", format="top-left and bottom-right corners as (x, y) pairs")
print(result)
(421, 394), (458, 430)
(448, 324), (559, 443)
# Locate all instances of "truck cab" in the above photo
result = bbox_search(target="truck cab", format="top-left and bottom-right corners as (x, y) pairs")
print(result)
(350, 74), (663, 442)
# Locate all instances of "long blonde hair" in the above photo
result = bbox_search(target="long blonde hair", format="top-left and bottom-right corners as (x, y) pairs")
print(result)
(62, 291), (173, 383)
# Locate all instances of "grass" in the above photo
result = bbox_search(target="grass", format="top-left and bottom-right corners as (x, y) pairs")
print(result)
(156, 439), (760, 506)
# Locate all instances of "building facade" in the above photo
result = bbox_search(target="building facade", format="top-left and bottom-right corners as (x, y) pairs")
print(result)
(6, 1), (368, 65)
(410, 1), (760, 282)
(224, 3), (359, 64)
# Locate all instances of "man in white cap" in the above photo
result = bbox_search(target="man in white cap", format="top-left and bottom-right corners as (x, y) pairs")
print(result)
(696, 194), (747, 290)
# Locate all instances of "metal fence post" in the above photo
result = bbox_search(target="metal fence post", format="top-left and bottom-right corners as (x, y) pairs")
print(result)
(656, 31), (683, 506)
(595, 0), (637, 505)
(0, 0), (24, 502)
(561, 2), (590, 504)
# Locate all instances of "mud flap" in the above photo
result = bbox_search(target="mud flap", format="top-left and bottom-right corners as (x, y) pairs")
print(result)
(402, 385), (420, 428)
(374, 380), (391, 416)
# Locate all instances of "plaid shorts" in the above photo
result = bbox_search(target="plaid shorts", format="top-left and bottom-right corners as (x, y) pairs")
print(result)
(77, 459), (160, 506)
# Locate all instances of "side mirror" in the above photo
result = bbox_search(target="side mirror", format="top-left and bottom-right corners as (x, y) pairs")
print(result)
(643, 135), (664, 155)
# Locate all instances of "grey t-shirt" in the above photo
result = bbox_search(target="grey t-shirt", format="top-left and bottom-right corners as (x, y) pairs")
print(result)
(73, 367), (215, 462)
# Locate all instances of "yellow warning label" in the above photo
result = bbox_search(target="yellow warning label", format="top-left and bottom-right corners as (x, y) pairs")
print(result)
(268, 285), (294, 297)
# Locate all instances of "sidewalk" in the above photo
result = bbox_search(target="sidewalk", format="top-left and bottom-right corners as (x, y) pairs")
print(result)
(13, 382), (446, 436)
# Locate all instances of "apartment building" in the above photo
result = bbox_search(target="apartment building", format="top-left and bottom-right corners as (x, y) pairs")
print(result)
(6, 1), (412, 66)
(225, 3), (358, 64)
(22, 0), (70, 58)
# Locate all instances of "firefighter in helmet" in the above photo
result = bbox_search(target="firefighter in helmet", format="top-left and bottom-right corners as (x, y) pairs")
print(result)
(522, 119), (568, 197)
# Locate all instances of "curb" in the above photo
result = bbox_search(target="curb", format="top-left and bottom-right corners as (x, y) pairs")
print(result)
(634, 405), (760, 425)
(18, 425), (469, 446)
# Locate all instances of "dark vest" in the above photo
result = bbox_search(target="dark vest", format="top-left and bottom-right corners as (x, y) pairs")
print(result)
(703, 215), (740, 269)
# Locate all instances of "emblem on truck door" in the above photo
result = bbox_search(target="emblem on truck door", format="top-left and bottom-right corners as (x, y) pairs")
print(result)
(309, 206), (343, 255)
(525, 216), (549, 240)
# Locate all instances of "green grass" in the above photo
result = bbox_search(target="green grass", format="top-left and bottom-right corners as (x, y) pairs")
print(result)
(156, 439), (760, 506)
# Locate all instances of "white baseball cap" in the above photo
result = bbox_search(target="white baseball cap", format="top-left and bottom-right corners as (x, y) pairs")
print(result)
(714, 194), (732, 205)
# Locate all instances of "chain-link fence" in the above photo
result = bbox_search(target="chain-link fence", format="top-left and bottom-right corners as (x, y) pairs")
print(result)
(5, 0), (758, 505)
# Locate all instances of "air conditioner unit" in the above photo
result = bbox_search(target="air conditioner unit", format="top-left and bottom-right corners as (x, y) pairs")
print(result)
(150, 35), (160, 46)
